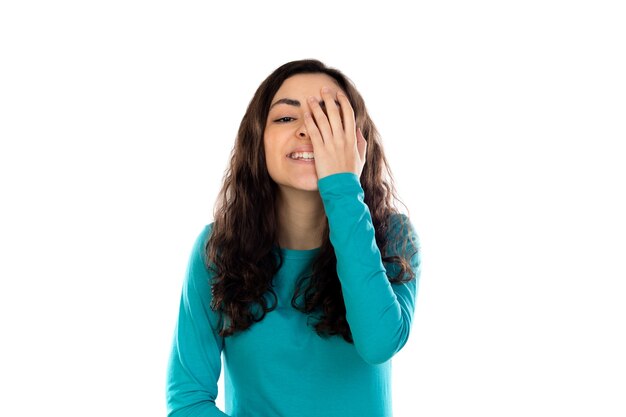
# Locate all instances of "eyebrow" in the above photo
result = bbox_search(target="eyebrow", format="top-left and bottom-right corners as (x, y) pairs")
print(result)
(269, 97), (341, 110)
(270, 98), (301, 109)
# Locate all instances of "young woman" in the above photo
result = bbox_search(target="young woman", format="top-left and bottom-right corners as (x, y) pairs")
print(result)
(166, 59), (421, 417)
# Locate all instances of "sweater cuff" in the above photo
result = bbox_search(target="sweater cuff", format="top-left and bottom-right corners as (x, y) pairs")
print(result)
(317, 172), (362, 201)
(318, 172), (370, 243)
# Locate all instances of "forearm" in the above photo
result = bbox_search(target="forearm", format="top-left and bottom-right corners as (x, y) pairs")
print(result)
(319, 173), (419, 365)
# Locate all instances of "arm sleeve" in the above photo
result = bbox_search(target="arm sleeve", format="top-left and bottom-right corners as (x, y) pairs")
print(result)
(166, 225), (230, 417)
(318, 172), (421, 365)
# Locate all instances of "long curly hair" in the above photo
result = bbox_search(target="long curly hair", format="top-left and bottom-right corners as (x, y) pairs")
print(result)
(206, 59), (416, 343)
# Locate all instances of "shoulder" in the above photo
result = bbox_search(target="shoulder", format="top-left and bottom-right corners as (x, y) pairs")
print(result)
(195, 222), (215, 247)
(382, 214), (421, 283)
(198, 222), (215, 241)
(388, 213), (420, 246)
(385, 213), (421, 264)
(189, 222), (216, 271)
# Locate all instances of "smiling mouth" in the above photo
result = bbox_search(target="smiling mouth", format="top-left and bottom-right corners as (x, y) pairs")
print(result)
(287, 151), (315, 161)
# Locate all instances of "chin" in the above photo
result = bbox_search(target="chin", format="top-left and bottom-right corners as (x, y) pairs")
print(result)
(293, 180), (319, 192)
(280, 177), (319, 192)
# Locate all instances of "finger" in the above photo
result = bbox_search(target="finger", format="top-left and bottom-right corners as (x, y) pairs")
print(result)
(337, 90), (356, 144)
(307, 95), (333, 144)
(357, 127), (367, 163)
(304, 111), (325, 149)
(321, 86), (344, 138)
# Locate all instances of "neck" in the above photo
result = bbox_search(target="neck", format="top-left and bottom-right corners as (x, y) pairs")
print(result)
(275, 187), (325, 250)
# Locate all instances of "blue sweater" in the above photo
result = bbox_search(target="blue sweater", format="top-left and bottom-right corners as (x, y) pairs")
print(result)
(166, 172), (421, 417)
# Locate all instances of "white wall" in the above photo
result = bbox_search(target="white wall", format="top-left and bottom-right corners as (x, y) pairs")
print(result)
(1, 1), (624, 416)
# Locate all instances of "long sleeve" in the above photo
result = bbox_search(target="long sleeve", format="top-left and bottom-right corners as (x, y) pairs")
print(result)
(318, 172), (421, 365)
(166, 225), (230, 417)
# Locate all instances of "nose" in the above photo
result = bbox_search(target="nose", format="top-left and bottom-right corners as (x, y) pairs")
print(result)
(296, 123), (308, 139)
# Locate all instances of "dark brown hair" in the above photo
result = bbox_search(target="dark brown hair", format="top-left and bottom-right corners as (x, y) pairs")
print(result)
(207, 59), (416, 343)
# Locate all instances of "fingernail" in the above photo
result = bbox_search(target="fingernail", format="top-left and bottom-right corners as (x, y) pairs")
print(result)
(321, 86), (330, 93)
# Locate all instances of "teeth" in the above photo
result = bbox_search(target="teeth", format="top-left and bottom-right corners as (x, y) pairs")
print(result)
(289, 152), (314, 160)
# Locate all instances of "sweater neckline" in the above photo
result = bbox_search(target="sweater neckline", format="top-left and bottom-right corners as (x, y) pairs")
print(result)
(273, 245), (321, 260)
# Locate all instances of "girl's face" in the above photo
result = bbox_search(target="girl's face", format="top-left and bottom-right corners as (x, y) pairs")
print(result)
(264, 73), (343, 193)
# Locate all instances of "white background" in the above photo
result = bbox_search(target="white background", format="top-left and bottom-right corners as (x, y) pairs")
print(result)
(1, 1), (625, 416)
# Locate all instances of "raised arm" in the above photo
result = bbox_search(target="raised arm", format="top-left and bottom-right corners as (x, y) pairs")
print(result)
(166, 225), (230, 417)
(318, 172), (421, 365)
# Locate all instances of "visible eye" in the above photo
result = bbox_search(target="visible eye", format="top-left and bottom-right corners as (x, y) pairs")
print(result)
(274, 116), (296, 123)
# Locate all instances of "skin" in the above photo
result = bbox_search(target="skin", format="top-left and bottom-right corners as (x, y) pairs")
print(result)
(264, 73), (367, 250)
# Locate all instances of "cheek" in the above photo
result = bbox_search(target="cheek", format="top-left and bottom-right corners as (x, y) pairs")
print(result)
(263, 136), (281, 173)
